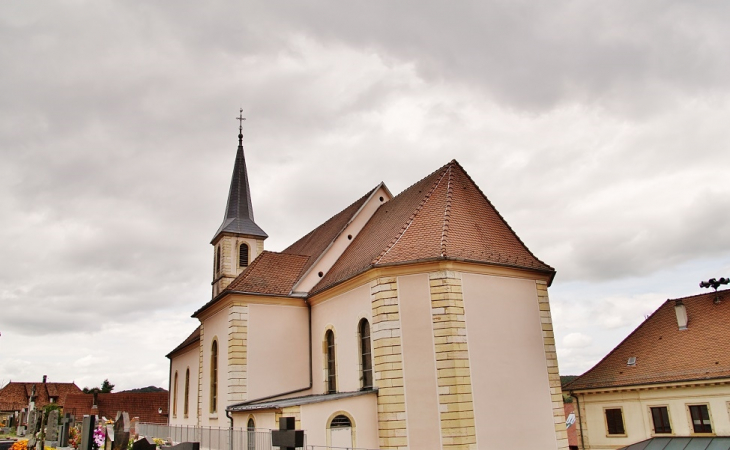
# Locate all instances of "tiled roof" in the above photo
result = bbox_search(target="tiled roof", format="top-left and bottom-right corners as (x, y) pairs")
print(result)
(565, 290), (730, 391)
(226, 251), (310, 296)
(64, 392), (169, 424)
(166, 326), (201, 358)
(312, 160), (553, 294)
(0, 382), (82, 412)
(228, 390), (376, 412)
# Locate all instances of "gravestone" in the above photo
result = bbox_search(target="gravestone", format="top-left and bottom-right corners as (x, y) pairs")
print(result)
(165, 443), (199, 450)
(130, 438), (156, 450)
(129, 418), (139, 438)
(111, 412), (130, 450)
(27, 410), (39, 448)
(105, 424), (114, 450)
(80, 416), (96, 450)
(46, 409), (60, 446)
(59, 414), (74, 447)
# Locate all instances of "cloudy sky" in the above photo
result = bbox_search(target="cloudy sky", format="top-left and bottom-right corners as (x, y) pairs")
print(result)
(1, 1), (729, 392)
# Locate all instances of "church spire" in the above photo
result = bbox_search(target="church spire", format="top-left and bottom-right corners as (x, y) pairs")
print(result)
(211, 111), (268, 243)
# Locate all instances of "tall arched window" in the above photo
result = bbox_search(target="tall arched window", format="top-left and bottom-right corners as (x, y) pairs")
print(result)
(215, 246), (221, 274)
(184, 368), (190, 417)
(210, 340), (218, 413)
(239, 243), (249, 268)
(247, 418), (256, 450)
(172, 371), (178, 417)
(359, 319), (373, 390)
(326, 329), (336, 394)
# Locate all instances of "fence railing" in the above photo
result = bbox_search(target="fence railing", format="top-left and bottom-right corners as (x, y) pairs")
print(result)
(137, 423), (306, 450)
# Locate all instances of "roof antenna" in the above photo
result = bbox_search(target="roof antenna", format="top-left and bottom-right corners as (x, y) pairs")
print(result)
(236, 108), (246, 147)
(699, 277), (729, 304)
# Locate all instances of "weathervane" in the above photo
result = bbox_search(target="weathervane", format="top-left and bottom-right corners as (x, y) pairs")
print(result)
(699, 277), (729, 304)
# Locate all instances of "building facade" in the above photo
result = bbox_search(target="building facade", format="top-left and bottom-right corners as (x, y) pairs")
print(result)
(564, 290), (730, 449)
(167, 129), (569, 449)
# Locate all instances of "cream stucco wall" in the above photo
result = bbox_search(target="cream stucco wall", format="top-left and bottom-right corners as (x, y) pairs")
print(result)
(200, 308), (229, 427)
(169, 345), (200, 426)
(311, 284), (372, 394)
(300, 393), (379, 449)
(577, 383), (730, 449)
(398, 273), (442, 448)
(247, 303), (310, 399)
(461, 273), (558, 449)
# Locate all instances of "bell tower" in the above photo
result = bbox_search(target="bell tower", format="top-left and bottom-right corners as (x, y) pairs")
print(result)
(211, 110), (267, 297)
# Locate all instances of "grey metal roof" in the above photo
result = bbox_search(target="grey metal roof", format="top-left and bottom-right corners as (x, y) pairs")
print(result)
(619, 437), (730, 450)
(212, 137), (268, 242)
(227, 390), (376, 412)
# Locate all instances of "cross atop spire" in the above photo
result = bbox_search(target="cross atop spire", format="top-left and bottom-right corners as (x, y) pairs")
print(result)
(211, 110), (268, 243)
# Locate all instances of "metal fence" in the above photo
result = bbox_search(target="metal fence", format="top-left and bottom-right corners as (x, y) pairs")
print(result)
(137, 423), (306, 450)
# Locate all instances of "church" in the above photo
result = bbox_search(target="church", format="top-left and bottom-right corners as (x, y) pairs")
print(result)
(166, 122), (569, 450)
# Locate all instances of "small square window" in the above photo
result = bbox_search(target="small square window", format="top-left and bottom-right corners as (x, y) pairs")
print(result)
(605, 408), (625, 435)
(650, 406), (671, 434)
(688, 404), (712, 433)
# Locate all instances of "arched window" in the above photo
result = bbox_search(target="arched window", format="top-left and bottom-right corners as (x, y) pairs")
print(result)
(326, 329), (336, 394)
(210, 340), (218, 413)
(328, 414), (354, 448)
(184, 368), (190, 417)
(215, 246), (221, 274)
(172, 371), (178, 417)
(330, 415), (352, 428)
(239, 243), (249, 268)
(359, 319), (373, 390)
(247, 418), (255, 450)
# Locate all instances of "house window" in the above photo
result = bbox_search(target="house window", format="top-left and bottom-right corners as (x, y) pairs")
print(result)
(359, 319), (372, 390)
(650, 406), (671, 434)
(247, 418), (255, 450)
(216, 246), (221, 274)
(210, 340), (218, 413)
(689, 405), (712, 433)
(184, 368), (190, 417)
(240, 243), (249, 267)
(173, 371), (178, 418)
(605, 408), (625, 435)
(326, 330), (336, 394)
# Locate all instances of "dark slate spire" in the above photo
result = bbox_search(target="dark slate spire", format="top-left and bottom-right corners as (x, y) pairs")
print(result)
(211, 111), (268, 242)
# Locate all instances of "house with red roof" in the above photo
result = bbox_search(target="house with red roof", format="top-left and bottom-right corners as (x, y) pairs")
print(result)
(166, 125), (569, 449)
(0, 377), (81, 428)
(564, 289), (730, 449)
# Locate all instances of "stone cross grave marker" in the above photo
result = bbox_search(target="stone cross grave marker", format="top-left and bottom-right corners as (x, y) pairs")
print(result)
(111, 412), (130, 450)
(130, 438), (156, 450)
(59, 414), (74, 448)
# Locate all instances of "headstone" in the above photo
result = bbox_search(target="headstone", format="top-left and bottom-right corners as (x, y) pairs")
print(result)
(130, 438), (156, 450)
(59, 414), (74, 447)
(80, 416), (96, 450)
(111, 412), (130, 450)
(129, 418), (139, 438)
(105, 424), (114, 450)
(46, 410), (60, 442)
(27, 410), (39, 448)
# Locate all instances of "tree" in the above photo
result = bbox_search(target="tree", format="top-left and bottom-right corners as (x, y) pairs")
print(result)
(100, 379), (115, 393)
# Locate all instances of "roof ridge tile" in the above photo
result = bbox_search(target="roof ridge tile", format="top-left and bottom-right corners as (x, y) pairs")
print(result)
(440, 163), (454, 257)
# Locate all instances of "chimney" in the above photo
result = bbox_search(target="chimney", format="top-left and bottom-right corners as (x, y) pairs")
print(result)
(674, 299), (688, 330)
(42, 375), (47, 384)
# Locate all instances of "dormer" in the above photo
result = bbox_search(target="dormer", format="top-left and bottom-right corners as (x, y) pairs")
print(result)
(211, 117), (267, 297)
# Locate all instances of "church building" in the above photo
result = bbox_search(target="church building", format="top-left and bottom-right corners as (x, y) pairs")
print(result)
(167, 123), (569, 450)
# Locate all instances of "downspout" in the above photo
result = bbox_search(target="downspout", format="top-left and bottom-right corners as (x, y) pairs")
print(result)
(225, 299), (313, 410)
(570, 392), (585, 450)
(225, 410), (233, 450)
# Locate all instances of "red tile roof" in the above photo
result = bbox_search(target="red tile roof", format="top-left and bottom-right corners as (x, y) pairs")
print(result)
(63, 392), (169, 424)
(0, 382), (82, 412)
(565, 289), (730, 391)
(312, 160), (553, 294)
(227, 251), (310, 295)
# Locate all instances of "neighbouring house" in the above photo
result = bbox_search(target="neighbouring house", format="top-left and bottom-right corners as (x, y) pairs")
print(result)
(63, 391), (169, 424)
(0, 377), (81, 428)
(167, 125), (569, 449)
(563, 289), (730, 449)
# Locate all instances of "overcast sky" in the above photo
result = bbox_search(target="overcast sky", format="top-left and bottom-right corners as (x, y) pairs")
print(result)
(1, 1), (729, 392)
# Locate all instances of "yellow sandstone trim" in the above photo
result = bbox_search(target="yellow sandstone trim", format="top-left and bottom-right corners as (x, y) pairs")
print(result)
(536, 281), (569, 450)
(370, 277), (408, 450)
(228, 304), (248, 403)
(429, 271), (477, 450)
(197, 323), (204, 426)
(275, 406), (302, 430)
